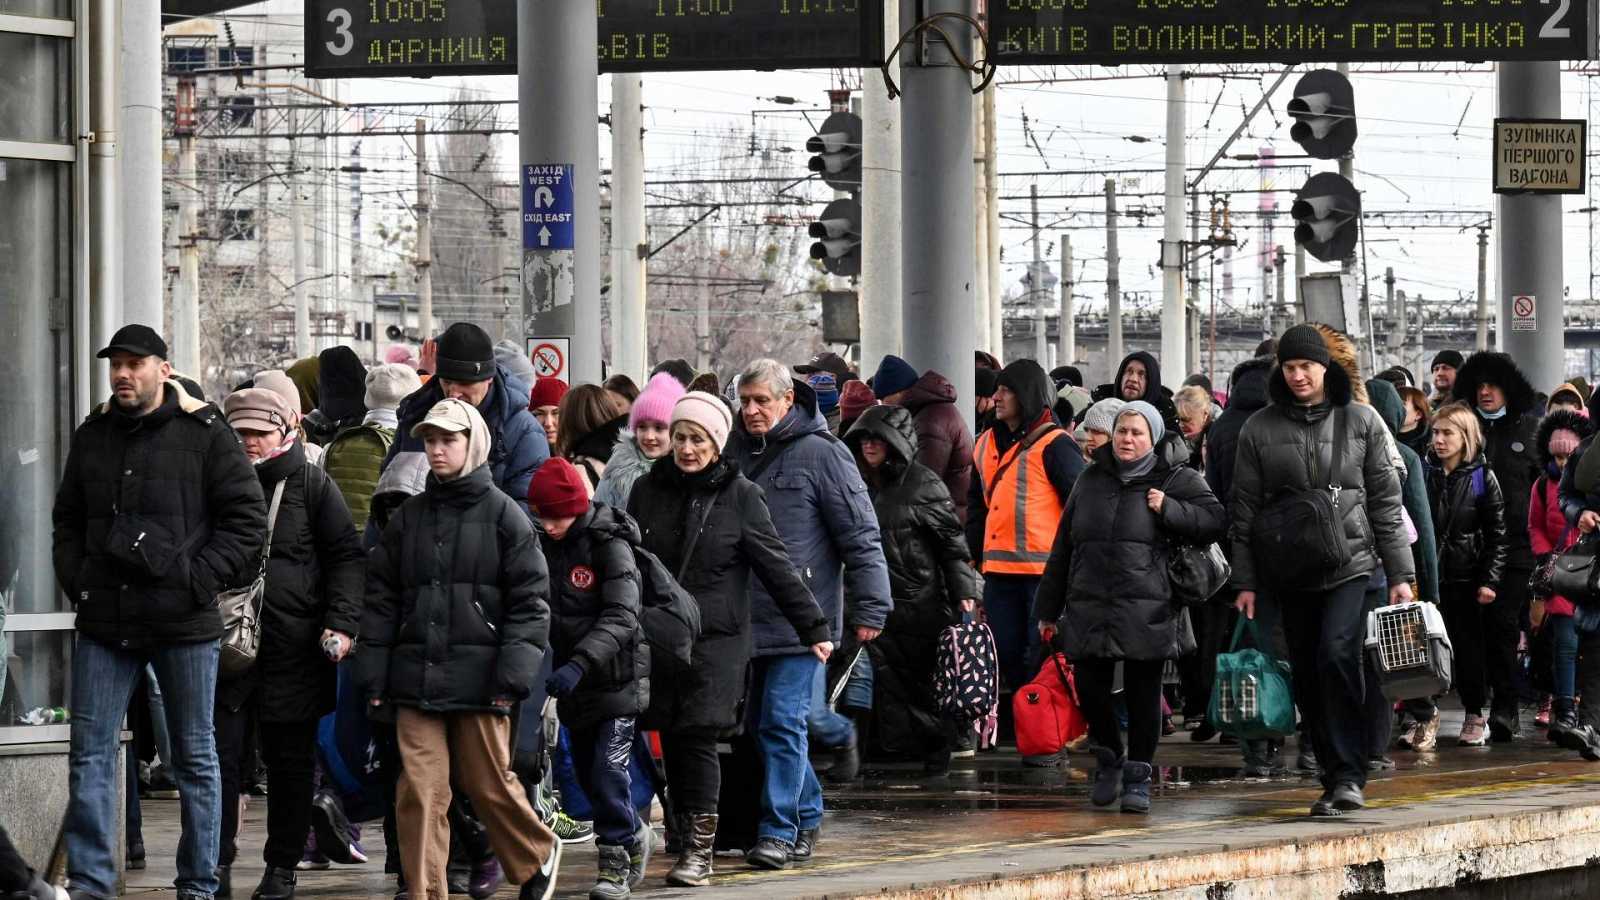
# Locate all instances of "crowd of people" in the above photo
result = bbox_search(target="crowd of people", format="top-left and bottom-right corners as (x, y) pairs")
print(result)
(5, 315), (1600, 900)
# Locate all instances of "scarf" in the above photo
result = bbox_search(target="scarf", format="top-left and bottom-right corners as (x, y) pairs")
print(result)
(363, 408), (399, 429)
(254, 432), (299, 467)
(1116, 450), (1158, 483)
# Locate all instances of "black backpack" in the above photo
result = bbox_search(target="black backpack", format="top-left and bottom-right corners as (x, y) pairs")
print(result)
(631, 543), (702, 674)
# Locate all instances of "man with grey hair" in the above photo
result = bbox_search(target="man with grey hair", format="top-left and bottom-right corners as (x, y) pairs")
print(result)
(727, 358), (892, 869)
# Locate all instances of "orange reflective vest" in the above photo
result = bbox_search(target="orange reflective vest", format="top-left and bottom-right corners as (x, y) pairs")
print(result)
(974, 423), (1069, 576)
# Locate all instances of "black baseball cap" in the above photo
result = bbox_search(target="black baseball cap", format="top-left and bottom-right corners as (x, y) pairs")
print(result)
(96, 324), (168, 360)
(794, 351), (854, 381)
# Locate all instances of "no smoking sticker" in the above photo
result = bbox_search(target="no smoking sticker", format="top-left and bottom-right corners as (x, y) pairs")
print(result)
(1512, 294), (1537, 332)
(526, 337), (570, 382)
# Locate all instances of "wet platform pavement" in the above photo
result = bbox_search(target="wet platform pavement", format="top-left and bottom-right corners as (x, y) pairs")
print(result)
(127, 707), (1600, 898)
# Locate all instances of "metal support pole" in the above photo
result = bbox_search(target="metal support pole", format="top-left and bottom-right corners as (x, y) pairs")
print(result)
(291, 138), (310, 358)
(520, 0), (602, 384)
(119, 0), (161, 332)
(414, 118), (432, 344)
(1061, 236), (1074, 365)
(88, 0), (120, 378)
(862, 0), (903, 369)
(900, 0), (975, 425)
(173, 129), (201, 375)
(1031, 184), (1046, 363)
(1294, 243), (1307, 323)
(1476, 226), (1490, 351)
(972, 60), (989, 355)
(1105, 178), (1123, 371)
(1160, 65), (1187, 389)
(1275, 245), (1287, 338)
(1498, 62), (1564, 389)
(983, 84), (1002, 357)
(609, 74), (647, 380)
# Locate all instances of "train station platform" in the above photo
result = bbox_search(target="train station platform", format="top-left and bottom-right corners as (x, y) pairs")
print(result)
(126, 707), (1600, 899)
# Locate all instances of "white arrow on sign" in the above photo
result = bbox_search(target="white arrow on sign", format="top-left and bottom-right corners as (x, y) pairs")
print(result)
(533, 186), (555, 208)
(538, 226), (552, 247)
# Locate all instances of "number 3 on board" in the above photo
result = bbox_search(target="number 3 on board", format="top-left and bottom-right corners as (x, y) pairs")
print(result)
(327, 7), (355, 55)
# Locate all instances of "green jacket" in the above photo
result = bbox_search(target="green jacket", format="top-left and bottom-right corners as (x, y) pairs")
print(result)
(323, 423), (395, 532)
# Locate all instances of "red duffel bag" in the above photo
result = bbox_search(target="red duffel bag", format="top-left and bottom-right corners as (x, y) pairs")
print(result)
(1013, 653), (1089, 757)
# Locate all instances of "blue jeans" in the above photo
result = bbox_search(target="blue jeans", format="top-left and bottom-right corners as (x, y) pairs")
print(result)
(68, 636), (221, 900)
(749, 654), (825, 845)
(983, 574), (1043, 692)
(807, 658), (856, 750)
(1553, 614), (1581, 701)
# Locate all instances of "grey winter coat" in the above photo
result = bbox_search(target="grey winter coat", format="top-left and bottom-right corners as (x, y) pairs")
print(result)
(727, 379), (893, 655)
(1033, 440), (1227, 661)
(1229, 361), (1415, 594)
(592, 434), (655, 510)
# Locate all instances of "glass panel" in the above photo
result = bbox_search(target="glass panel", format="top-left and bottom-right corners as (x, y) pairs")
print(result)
(0, 629), (71, 726)
(0, 0), (68, 17)
(166, 45), (209, 73)
(0, 32), (68, 144)
(0, 159), (70, 614)
(218, 46), (254, 68)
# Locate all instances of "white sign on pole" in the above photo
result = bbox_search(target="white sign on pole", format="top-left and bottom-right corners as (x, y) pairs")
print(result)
(526, 337), (571, 383)
(1511, 294), (1537, 333)
(1494, 119), (1586, 195)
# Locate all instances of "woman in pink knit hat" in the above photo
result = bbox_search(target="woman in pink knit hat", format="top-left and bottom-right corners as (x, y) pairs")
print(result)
(594, 372), (685, 510)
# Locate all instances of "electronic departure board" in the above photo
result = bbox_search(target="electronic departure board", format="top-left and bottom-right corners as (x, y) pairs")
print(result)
(989, 0), (1598, 66)
(303, 0), (882, 79)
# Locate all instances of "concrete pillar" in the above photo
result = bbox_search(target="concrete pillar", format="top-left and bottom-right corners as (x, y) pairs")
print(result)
(119, 0), (162, 333)
(860, 0), (903, 370)
(1497, 61), (1565, 390)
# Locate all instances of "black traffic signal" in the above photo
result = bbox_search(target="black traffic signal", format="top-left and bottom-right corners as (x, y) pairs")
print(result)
(1288, 69), (1357, 160)
(807, 112), (862, 192)
(1292, 172), (1361, 263)
(809, 197), (861, 277)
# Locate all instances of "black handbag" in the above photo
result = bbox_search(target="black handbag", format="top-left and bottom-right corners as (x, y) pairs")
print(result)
(1551, 536), (1600, 606)
(1160, 470), (1231, 606)
(1251, 408), (1353, 589)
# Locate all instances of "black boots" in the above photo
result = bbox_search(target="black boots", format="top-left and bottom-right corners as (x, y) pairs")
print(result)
(665, 813), (718, 887)
(251, 866), (296, 900)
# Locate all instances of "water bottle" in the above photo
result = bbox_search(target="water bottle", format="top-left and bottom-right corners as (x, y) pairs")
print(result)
(19, 706), (68, 725)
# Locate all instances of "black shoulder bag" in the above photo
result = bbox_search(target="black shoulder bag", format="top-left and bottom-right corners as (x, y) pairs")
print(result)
(1160, 468), (1231, 606)
(1251, 407), (1354, 589)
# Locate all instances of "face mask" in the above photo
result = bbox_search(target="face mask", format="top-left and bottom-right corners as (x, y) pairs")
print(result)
(1480, 405), (1508, 421)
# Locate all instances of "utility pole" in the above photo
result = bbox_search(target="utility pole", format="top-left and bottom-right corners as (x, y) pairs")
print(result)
(1475, 225), (1490, 351)
(1386, 266), (1404, 359)
(1275, 245), (1288, 338)
(171, 78), (201, 376)
(1031, 184), (1047, 363)
(1295, 243), (1307, 324)
(1160, 65), (1187, 388)
(862, 0), (904, 367)
(414, 118), (433, 343)
(87, 0), (120, 391)
(971, 50), (989, 355)
(519, 0), (602, 384)
(291, 137), (310, 358)
(899, 0), (975, 425)
(1061, 236), (1074, 366)
(1105, 178), (1123, 370)
(610, 74), (647, 380)
(120, 0), (162, 331)
(984, 85), (1002, 356)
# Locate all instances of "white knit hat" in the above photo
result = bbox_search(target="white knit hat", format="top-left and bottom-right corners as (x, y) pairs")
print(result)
(1082, 398), (1127, 437)
(671, 391), (734, 451)
(365, 363), (422, 412)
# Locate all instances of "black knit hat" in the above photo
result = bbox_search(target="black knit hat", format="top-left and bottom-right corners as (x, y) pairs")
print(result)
(435, 322), (496, 383)
(1431, 349), (1464, 372)
(1276, 324), (1332, 368)
(974, 367), (999, 398)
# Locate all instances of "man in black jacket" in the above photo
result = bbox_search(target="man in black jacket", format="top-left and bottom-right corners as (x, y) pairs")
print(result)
(1452, 351), (1542, 740)
(53, 324), (267, 900)
(1092, 351), (1180, 433)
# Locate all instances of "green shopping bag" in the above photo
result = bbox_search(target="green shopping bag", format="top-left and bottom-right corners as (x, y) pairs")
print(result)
(1207, 616), (1295, 740)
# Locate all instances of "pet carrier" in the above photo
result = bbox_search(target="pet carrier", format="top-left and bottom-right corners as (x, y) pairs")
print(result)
(1364, 601), (1453, 702)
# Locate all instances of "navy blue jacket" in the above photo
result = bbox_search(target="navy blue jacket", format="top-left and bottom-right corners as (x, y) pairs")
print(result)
(728, 379), (893, 656)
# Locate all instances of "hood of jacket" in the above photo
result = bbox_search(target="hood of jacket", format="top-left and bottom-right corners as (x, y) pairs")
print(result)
(900, 370), (956, 415)
(1425, 448), (1491, 479)
(1267, 325), (1361, 409)
(1538, 407), (1594, 469)
(738, 376), (830, 448)
(1366, 377), (1405, 437)
(997, 358), (1055, 426)
(1453, 351), (1538, 417)
(581, 500), (642, 545)
(843, 404), (918, 466)
(572, 413), (628, 463)
(1113, 350), (1166, 405)
(397, 365), (525, 446)
(1226, 355), (1275, 413)
(317, 346), (368, 423)
(372, 448), (430, 502)
(285, 356), (321, 416)
(95, 379), (212, 420)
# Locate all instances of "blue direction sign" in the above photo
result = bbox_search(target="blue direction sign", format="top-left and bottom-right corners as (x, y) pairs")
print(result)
(522, 164), (575, 251)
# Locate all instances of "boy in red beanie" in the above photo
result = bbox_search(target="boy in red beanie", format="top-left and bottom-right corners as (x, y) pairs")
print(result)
(526, 458), (652, 899)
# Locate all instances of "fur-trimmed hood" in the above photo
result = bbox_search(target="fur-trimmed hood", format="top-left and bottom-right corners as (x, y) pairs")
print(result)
(1267, 323), (1364, 408)
(1451, 351), (1537, 417)
(1537, 408), (1594, 469)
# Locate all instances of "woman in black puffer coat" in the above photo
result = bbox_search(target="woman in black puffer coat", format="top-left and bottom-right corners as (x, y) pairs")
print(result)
(627, 391), (828, 887)
(1034, 402), (1226, 815)
(216, 388), (365, 899)
(842, 405), (980, 773)
(358, 398), (559, 900)
(1425, 402), (1509, 747)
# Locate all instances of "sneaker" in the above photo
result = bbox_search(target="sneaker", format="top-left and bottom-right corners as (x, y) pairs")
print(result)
(1536, 696), (1554, 728)
(468, 858), (502, 900)
(311, 791), (361, 866)
(950, 730), (976, 759)
(551, 810), (595, 845)
(1489, 712), (1519, 743)
(517, 840), (562, 900)
(145, 765), (180, 800)
(1411, 716), (1440, 752)
(1366, 756), (1396, 772)
(1458, 714), (1489, 747)
(127, 840), (146, 871)
(627, 821), (653, 887)
(1190, 722), (1218, 743)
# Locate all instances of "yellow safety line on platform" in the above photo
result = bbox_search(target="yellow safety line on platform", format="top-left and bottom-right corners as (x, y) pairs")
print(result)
(714, 770), (1600, 884)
